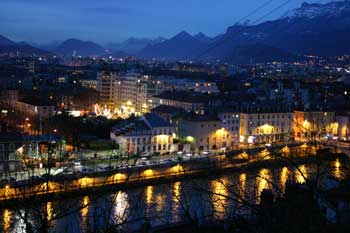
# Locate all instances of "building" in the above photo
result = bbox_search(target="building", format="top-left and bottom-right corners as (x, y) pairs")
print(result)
(239, 111), (294, 145)
(294, 111), (337, 140)
(79, 79), (97, 90)
(0, 125), (24, 173)
(96, 71), (118, 106)
(151, 105), (185, 124)
(177, 114), (233, 151)
(152, 91), (208, 114)
(218, 111), (241, 147)
(114, 74), (164, 114)
(110, 113), (174, 155)
(336, 113), (350, 139)
(14, 98), (55, 119)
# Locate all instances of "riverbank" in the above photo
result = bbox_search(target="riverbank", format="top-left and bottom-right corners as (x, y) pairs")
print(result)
(0, 151), (347, 208)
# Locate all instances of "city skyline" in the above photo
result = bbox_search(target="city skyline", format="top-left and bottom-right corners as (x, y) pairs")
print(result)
(0, 0), (334, 44)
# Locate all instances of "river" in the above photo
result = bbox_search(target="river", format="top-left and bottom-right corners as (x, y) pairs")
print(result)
(0, 159), (347, 233)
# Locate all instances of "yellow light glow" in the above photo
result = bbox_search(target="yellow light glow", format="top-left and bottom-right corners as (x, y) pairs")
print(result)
(145, 186), (153, 205)
(79, 177), (93, 187)
(237, 152), (248, 159)
(295, 165), (308, 183)
(211, 177), (229, 219)
(113, 173), (127, 183)
(170, 164), (184, 173)
(185, 136), (195, 143)
(281, 146), (290, 155)
(333, 159), (342, 179)
(2, 209), (11, 233)
(302, 120), (310, 130)
(81, 196), (89, 218)
(47, 202), (53, 221)
(258, 124), (274, 134)
(173, 181), (181, 204)
(155, 135), (169, 144)
(142, 169), (155, 178)
(256, 168), (271, 202)
(239, 173), (246, 199)
(280, 167), (289, 192)
(239, 135), (245, 143)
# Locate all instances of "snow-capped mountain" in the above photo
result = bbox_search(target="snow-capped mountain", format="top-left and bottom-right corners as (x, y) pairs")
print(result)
(283, 1), (350, 19)
(191, 0), (350, 63)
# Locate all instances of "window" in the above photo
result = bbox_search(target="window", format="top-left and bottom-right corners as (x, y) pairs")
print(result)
(9, 144), (15, 151)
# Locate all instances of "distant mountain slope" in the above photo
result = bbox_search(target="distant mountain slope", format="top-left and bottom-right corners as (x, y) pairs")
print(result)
(138, 31), (211, 60)
(0, 35), (16, 46)
(0, 34), (52, 56)
(55, 39), (106, 57)
(107, 37), (166, 54)
(196, 0), (350, 61)
(193, 32), (213, 44)
(227, 44), (298, 64)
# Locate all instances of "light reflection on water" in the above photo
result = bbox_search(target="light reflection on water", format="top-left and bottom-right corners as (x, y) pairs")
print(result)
(295, 165), (308, 183)
(0, 160), (347, 232)
(80, 195), (90, 231)
(256, 168), (272, 203)
(333, 159), (342, 179)
(238, 173), (246, 199)
(114, 191), (129, 225)
(2, 209), (11, 233)
(211, 177), (229, 219)
(280, 167), (289, 192)
(46, 201), (53, 222)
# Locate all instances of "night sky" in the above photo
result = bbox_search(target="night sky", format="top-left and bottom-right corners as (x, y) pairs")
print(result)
(0, 0), (333, 44)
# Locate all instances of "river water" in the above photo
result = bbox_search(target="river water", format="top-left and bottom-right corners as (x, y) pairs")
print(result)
(0, 159), (347, 233)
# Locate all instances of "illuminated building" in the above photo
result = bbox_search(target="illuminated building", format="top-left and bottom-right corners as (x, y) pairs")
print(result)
(240, 111), (294, 144)
(97, 71), (118, 106)
(110, 113), (174, 155)
(177, 114), (233, 151)
(0, 126), (24, 172)
(114, 74), (164, 114)
(79, 79), (97, 90)
(218, 112), (241, 146)
(152, 91), (210, 114)
(10, 97), (55, 119)
(294, 111), (337, 140)
(335, 114), (349, 139)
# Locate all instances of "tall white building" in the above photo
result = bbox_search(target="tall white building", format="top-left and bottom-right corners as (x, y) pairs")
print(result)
(96, 71), (118, 106)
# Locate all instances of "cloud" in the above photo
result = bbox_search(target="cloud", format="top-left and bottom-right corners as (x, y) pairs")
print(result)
(84, 7), (130, 15)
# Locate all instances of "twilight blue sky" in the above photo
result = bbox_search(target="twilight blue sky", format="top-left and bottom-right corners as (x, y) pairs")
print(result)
(0, 0), (333, 44)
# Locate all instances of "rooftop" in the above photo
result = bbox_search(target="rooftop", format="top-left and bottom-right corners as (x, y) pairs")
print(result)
(143, 113), (172, 128)
(153, 91), (209, 103)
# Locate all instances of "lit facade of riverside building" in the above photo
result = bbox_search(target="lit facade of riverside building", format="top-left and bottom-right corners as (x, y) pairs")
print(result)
(294, 111), (337, 140)
(110, 113), (174, 155)
(239, 111), (294, 145)
(177, 114), (234, 151)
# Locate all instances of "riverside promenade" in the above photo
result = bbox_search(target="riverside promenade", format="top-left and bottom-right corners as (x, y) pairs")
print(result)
(0, 143), (345, 204)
